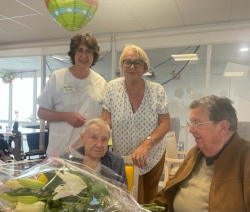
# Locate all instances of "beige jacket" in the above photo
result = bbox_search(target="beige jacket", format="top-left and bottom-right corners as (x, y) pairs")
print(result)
(152, 132), (250, 212)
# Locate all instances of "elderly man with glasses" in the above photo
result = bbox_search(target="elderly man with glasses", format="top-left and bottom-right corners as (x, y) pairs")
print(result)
(151, 95), (250, 212)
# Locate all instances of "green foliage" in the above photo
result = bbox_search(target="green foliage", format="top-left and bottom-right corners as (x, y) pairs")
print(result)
(142, 203), (165, 212)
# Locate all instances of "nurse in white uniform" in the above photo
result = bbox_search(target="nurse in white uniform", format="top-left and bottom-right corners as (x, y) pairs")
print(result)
(37, 33), (107, 156)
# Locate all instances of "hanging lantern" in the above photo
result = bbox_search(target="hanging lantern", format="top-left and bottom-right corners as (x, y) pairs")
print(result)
(44, 0), (99, 31)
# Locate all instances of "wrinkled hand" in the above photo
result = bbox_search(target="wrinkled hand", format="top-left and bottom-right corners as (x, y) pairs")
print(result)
(66, 113), (86, 127)
(129, 144), (150, 168)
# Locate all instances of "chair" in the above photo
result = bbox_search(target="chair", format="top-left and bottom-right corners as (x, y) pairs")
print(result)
(170, 117), (181, 144)
(170, 117), (185, 152)
(25, 131), (49, 159)
(163, 131), (188, 186)
(122, 156), (139, 200)
(108, 137), (113, 151)
(0, 134), (14, 161)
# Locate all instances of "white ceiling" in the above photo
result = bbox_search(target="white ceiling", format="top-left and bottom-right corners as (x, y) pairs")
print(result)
(1, 0), (250, 83)
(1, 0), (250, 44)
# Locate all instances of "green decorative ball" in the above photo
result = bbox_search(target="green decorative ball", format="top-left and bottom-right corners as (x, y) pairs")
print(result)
(44, 0), (99, 31)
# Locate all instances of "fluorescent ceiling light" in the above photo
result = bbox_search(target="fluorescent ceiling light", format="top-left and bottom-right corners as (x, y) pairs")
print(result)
(223, 62), (249, 79)
(52, 55), (69, 61)
(240, 48), (249, 52)
(171, 54), (198, 61)
(143, 72), (152, 76)
(223, 72), (244, 76)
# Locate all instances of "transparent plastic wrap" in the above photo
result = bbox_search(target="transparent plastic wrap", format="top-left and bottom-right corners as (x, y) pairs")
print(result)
(59, 147), (128, 188)
(0, 156), (150, 212)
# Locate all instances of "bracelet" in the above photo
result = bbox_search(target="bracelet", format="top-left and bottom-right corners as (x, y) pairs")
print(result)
(146, 136), (154, 146)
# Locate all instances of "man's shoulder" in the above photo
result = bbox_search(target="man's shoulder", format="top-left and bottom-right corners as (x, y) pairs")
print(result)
(184, 146), (200, 159)
(231, 132), (250, 153)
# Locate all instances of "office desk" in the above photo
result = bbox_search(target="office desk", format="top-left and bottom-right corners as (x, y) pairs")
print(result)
(0, 128), (46, 161)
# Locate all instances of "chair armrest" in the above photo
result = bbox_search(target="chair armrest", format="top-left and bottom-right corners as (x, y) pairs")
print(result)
(177, 151), (188, 155)
(165, 158), (184, 163)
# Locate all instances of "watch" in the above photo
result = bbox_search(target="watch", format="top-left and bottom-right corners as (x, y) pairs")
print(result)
(147, 136), (154, 146)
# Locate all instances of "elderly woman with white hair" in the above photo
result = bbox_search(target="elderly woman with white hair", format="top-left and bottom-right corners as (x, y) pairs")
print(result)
(70, 118), (127, 184)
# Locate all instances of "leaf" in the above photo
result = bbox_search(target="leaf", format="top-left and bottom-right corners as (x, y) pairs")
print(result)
(43, 173), (64, 191)
(90, 181), (110, 197)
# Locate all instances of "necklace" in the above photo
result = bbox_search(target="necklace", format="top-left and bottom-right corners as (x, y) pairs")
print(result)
(125, 80), (142, 98)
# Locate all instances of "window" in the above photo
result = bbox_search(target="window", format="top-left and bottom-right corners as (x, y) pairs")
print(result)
(12, 78), (33, 122)
(36, 77), (49, 123)
(0, 81), (9, 120)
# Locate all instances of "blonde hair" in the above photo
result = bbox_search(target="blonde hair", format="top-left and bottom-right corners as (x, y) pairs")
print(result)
(119, 44), (150, 74)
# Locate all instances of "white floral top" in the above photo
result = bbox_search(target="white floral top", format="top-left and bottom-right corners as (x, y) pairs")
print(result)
(102, 77), (169, 175)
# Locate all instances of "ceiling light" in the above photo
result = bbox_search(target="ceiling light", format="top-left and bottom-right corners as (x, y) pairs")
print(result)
(52, 55), (69, 61)
(240, 48), (249, 52)
(223, 62), (249, 79)
(223, 72), (244, 77)
(171, 54), (198, 61)
(143, 72), (152, 76)
(143, 68), (156, 79)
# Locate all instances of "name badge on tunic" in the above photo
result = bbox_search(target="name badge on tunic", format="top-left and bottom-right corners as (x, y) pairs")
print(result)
(63, 84), (76, 94)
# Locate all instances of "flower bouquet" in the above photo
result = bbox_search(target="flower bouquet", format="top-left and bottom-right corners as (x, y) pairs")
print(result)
(0, 157), (147, 212)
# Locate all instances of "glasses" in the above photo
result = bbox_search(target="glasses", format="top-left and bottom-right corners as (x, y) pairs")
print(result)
(123, 60), (143, 68)
(75, 48), (93, 56)
(187, 121), (215, 129)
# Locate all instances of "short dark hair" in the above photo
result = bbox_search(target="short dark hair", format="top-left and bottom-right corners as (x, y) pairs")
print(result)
(189, 95), (238, 131)
(67, 32), (100, 66)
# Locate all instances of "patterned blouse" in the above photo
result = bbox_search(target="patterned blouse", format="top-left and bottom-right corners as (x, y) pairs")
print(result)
(102, 77), (169, 175)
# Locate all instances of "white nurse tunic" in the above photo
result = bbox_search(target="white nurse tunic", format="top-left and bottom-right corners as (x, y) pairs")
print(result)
(37, 68), (107, 155)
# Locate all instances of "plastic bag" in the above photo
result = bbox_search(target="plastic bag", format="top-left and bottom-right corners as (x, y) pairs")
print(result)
(0, 157), (149, 212)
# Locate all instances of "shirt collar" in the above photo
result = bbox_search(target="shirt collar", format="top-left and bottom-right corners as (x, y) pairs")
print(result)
(204, 132), (235, 166)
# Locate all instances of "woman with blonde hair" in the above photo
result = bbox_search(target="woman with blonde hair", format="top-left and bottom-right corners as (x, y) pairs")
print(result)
(101, 44), (170, 204)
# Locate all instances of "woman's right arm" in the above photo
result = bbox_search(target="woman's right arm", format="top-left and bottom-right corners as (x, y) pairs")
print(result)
(37, 106), (85, 127)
